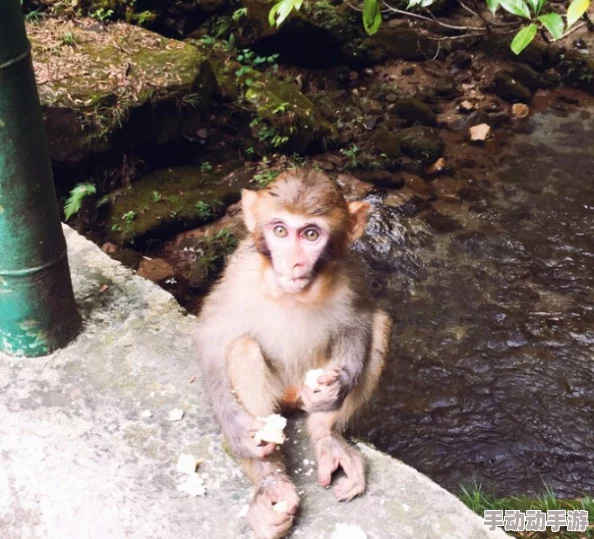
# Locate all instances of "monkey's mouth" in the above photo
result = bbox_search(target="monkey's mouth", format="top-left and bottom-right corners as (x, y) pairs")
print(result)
(278, 275), (311, 294)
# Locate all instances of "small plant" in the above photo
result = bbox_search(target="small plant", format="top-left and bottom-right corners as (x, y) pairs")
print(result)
(151, 191), (162, 203)
(268, 0), (591, 55)
(200, 161), (214, 173)
(253, 169), (281, 187)
(111, 224), (122, 233)
(195, 201), (213, 219)
(232, 7), (248, 21)
(341, 144), (361, 169)
(24, 9), (43, 23)
(122, 210), (137, 223)
(64, 183), (96, 221)
(91, 7), (114, 22)
(272, 102), (291, 115)
(61, 31), (77, 46)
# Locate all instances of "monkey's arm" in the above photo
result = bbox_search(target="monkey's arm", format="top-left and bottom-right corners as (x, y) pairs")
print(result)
(301, 324), (371, 413)
(200, 339), (277, 460)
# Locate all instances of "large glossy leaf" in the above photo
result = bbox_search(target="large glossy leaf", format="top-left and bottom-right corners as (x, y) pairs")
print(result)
(499, 0), (532, 18)
(363, 0), (382, 35)
(567, 0), (590, 27)
(511, 23), (538, 54)
(538, 12), (565, 39)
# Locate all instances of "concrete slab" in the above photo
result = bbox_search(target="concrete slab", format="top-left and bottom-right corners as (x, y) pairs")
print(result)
(0, 225), (509, 539)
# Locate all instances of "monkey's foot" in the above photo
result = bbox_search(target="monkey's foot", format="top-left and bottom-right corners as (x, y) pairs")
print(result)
(248, 474), (300, 539)
(315, 435), (366, 502)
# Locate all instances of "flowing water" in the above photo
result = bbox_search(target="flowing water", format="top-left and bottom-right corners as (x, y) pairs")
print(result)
(353, 96), (594, 497)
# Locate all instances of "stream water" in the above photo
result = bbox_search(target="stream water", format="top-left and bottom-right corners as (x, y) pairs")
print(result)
(353, 95), (594, 497)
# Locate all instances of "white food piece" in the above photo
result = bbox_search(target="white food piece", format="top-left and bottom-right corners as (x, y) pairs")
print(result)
(273, 500), (288, 513)
(168, 408), (184, 422)
(177, 474), (206, 497)
(176, 453), (201, 474)
(254, 414), (287, 445)
(140, 410), (152, 419)
(331, 523), (368, 539)
(304, 369), (325, 392)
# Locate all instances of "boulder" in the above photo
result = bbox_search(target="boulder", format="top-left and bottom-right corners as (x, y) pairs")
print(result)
(493, 72), (533, 103)
(391, 98), (437, 126)
(374, 127), (402, 158)
(398, 126), (445, 164)
(105, 163), (251, 245)
(29, 18), (216, 166)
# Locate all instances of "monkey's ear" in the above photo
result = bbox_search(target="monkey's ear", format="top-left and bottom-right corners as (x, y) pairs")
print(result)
(348, 201), (371, 243)
(241, 189), (259, 232)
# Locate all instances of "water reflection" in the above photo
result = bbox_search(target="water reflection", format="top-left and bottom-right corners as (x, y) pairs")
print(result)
(354, 102), (594, 497)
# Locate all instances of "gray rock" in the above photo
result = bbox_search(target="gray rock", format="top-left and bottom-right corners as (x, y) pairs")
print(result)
(0, 225), (509, 539)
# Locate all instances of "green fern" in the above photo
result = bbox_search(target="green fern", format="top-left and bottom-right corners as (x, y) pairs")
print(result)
(64, 183), (96, 221)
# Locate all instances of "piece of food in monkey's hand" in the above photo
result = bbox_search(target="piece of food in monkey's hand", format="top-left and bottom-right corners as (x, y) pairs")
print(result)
(272, 500), (288, 513)
(304, 369), (326, 392)
(254, 414), (287, 445)
(176, 453), (203, 474)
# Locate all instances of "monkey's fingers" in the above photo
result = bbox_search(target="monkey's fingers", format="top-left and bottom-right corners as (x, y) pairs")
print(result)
(334, 447), (366, 502)
(316, 443), (341, 487)
(334, 474), (365, 502)
(317, 372), (339, 386)
(253, 441), (278, 458)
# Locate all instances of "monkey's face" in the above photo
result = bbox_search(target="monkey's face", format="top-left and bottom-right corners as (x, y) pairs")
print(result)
(261, 212), (329, 295)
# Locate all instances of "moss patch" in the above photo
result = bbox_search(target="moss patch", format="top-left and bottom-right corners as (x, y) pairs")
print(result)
(28, 18), (216, 164)
(106, 163), (250, 245)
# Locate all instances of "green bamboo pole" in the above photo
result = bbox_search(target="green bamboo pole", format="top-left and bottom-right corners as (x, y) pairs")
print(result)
(0, 0), (81, 357)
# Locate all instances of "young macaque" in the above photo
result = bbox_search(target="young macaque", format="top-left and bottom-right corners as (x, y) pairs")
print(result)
(195, 169), (392, 539)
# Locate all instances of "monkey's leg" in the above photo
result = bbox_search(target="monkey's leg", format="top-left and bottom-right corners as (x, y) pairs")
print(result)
(226, 336), (300, 539)
(307, 310), (392, 502)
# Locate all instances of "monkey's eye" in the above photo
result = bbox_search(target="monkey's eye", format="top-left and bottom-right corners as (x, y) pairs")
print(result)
(273, 225), (288, 238)
(303, 228), (320, 242)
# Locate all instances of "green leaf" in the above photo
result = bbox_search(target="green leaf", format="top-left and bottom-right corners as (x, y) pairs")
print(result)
(536, 0), (546, 14)
(567, 0), (590, 27)
(64, 183), (96, 221)
(268, 0), (303, 27)
(487, 0), (500, 12)
(499, 0), (532, 18)
(510, 23), (538, 54)
(538, 12), (565, 38)
(363, 0), (382, 35)
(525, 0), (540, 13)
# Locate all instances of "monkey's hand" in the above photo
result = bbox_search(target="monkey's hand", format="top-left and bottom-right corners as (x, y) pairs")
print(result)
(248, 474), (300, 539)
(300, 367), (350, 413)
(225, 413), (278, 460)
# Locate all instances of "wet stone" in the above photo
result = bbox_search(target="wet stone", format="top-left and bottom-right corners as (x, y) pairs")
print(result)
(494, 72), (533, 104)
(422, 209), (463, 233)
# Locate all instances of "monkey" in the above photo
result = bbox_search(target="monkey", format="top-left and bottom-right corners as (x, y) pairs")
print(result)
(194, 169), (392, 539)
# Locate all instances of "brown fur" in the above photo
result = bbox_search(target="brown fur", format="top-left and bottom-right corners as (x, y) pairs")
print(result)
(195, 169), (392, 539)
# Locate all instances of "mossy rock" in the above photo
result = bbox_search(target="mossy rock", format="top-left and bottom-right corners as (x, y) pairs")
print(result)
(360, 26), (440, 65)
(493, 72), (533, 103)
(374, 127), (402, 158)
(245, 77), (337, 152)
(106, 163), (250, 245)
(29, 18), (216, 165)
(391, 98), (436, 126)
(398, 126), (444, 164)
